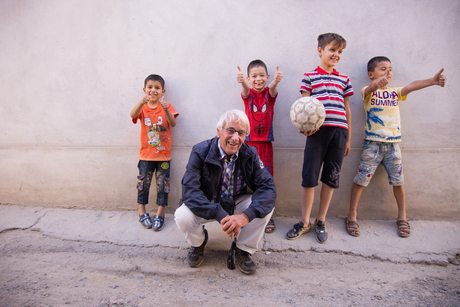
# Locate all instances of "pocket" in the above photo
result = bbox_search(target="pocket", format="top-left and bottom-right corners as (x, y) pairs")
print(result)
(361, 140), (379, 162)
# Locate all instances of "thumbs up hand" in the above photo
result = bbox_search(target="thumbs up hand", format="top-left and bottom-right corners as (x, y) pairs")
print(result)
(273, 66), (283, 84)
(237, 66), (245, 84)
(433, 68), (446, 87)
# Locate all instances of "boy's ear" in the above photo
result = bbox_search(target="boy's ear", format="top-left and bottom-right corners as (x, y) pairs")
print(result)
(368, 71), (374, 80)
(317, 47), (323, 58)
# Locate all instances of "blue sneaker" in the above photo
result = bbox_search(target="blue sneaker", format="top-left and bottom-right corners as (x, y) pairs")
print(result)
(152, 215), (165, 231)
(285, 221), (311, 240)
(139, 213), (152, 229)
(315, 219), (328, 244)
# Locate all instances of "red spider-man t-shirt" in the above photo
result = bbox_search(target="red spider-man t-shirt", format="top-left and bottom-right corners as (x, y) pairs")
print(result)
(242, 87), (277, 142)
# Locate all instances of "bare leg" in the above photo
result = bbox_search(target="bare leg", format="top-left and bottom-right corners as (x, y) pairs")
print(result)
(139, 204), (147, 215)
(156, 205), (165, 217)
(316, 183), (334, 222)
(347, 183), (365, 222)
(393, 185), (406, 221)
(301, 187), (315, 225)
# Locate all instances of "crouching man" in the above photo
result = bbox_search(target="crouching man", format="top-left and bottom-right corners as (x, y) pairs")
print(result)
(174, 109), (276, 275)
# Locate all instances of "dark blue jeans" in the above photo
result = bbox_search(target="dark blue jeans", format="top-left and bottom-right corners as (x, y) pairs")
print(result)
(137, 160), (171, 206)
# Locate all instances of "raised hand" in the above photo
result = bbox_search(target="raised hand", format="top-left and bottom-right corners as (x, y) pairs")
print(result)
(433, 68), (446, 87)
(237, 66), (245, 83)
(375, 69), (391, 89)
(160, 96), (168, 110)
(273, 65), (283, 84)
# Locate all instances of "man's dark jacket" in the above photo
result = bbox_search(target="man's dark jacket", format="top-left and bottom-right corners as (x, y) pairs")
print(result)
(180, 137), (276, 223)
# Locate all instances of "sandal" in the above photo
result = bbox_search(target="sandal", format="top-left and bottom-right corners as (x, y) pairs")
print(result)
(345, 218), (360, 237)
(397, 220), (411, 238)
(265, 218), (275, 233)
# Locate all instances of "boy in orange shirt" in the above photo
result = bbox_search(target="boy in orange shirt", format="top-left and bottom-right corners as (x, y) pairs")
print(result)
(130, 74), (179, 231)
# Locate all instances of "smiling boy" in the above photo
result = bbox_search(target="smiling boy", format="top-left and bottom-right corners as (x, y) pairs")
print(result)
(237, 60), (283, 233)
(286, 33), (354, 244)
(345, 57), (446, 238)
(130, 74), (179, 232)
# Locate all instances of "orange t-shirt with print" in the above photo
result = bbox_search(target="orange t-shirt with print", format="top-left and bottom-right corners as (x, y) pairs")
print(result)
(132, 103), (178, 161)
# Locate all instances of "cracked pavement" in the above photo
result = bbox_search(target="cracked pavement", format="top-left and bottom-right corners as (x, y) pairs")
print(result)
(1, 204), (459, 306)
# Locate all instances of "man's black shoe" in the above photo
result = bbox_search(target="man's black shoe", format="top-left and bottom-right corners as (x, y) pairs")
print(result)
(187, 226), (208, 268)
(235, 247), (256, 275)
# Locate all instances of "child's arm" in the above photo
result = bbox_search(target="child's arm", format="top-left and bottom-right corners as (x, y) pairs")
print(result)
(344, 96), (352, 156)
(160, 96), (177, 127)
(237, 66), (250, 97)
(401, 68), (446, 97)
(268, 66), (283, 97)
(363, 70), (391, 97)
(130, 95), (150, 118)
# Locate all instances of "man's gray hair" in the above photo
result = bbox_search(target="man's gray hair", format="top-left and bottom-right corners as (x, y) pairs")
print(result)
(216, 109), (250, 135)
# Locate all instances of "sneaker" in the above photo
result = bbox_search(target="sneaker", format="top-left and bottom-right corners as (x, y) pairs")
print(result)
(187, 226), (208, 268)
(235, 247), (256, 275)
(315, 219), (328, 244)
(152, 215), (164, 231)
(139, 213), (152, 229)
(285, 221), (311, 240)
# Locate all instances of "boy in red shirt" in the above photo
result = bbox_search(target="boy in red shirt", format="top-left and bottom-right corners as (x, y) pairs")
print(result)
(130, 74), (179, 231)
(237, 60), (283, 233)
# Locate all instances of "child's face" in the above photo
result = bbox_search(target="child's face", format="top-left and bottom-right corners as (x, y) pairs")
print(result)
(247, 66), (269, 92)
(318, 42), (343, 70)
(369, 61), (392, 82)
(143, 80), (165, 102)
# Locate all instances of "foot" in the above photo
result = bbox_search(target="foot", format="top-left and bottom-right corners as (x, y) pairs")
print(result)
(235, 247), (256, 275)
(315, 219), (328, 244)
(345, 218), (360, 237)
(139, 213), (152, 229)
(396, 220), (411, 238)
(265, 218), (275, 233)
(152, 215), (164, 231)
(187, 226), (208, 268)
(285, 221), (311, 240)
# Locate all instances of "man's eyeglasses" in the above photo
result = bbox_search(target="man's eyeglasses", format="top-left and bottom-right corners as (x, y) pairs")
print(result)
(225, 127), (248, 137)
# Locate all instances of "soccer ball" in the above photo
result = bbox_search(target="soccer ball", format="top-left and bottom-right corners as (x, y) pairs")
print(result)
(290, 97), (326, 132)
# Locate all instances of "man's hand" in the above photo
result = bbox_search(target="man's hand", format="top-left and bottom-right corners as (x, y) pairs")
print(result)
(433, 68), (446, 87)
(221, 213), (249, 237)
(160, 96), (168, 110)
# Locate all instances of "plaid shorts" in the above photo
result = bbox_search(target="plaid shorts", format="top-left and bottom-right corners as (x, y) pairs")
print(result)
(246, 141), (273, 176)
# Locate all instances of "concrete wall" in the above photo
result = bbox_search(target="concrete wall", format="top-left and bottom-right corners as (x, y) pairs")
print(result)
(1, 0), (459, 220)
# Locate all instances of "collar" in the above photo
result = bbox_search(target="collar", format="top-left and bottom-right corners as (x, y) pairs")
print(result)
(315, 66), (339, 76)
(218, 140), (239, 162)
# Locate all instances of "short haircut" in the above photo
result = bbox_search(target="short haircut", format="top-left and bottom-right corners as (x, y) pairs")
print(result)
(216, 109), (250, 136)
(317, 33), (347, 50)
(247, 59), (268, 76)
(144, 74), (165, 89)
(367, 56), (391, 72)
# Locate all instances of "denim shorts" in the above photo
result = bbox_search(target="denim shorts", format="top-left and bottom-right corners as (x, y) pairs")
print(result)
(353, 140), (404, 187)
(137, 160), (171, 206)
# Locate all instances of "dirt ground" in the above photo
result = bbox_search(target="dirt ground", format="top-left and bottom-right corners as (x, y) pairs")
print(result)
(1, 229), (459, 307)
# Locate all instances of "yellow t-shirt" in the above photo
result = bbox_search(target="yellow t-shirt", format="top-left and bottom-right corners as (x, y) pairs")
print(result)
(361, 86), (407, 143)
(133, 103), (178, 161)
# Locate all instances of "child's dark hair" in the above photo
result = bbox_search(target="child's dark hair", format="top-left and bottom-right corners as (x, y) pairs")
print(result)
(247, 59), (268, 75)
(144, 74), (165, 89)
(367, 56), (391, 72)
(317, 33), (347, 50)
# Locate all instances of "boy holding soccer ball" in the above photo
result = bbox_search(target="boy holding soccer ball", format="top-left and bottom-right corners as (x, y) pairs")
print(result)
(286, 33), (354, 244)
(345, 57), (446, 238)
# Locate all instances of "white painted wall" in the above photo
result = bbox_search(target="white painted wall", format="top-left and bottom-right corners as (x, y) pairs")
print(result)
(1, 0), (459, 219)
